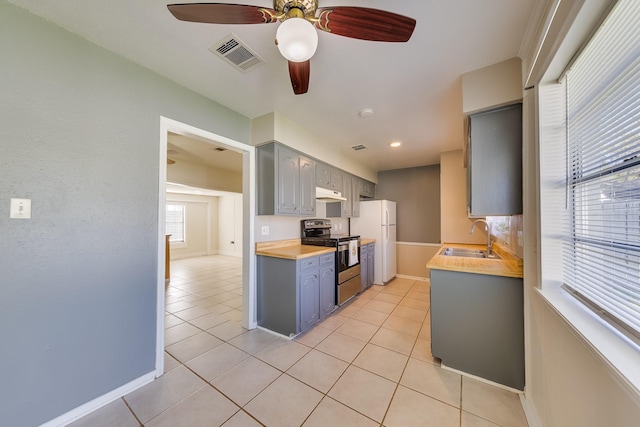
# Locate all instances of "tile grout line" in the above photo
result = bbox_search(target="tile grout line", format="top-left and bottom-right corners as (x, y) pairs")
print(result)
(162, 257), (481, 427)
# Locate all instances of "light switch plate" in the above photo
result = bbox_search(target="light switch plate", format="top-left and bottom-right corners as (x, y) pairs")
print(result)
(261, 225), (269, 236)
(10, 198), (32, 219)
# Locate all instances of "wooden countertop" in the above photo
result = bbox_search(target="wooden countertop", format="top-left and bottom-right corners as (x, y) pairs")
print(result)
(426, 243), (523, 278)
(360, 238), (376, 245)
(256, 239), (335, 260)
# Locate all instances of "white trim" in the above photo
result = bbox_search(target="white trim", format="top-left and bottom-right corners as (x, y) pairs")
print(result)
(157, 120), (169, 377)
(157, 117), (257, 378)
(170, 250), (213, 260)
(395, 274), (429, 282)
(536, 286), (640, 406)
(519, 392), (543, 427)
(218, 250), (242, 258)
(440, 362), (524, 394)
(396, 241), (442, 247)
(39, 371), (155, 427)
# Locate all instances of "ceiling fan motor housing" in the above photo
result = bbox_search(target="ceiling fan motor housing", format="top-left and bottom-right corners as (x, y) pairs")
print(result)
(275, 0), (318, 19)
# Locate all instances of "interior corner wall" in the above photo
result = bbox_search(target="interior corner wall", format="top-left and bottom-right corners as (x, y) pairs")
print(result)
(439, 150), (487, 245)
(375, 165), (441, 244)
(0, 2), (250, 426)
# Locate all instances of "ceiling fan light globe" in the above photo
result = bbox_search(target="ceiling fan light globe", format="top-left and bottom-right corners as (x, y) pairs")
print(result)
(276, 17), (318, 62)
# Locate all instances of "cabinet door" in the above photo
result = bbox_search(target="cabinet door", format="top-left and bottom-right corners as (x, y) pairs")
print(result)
(316, 162), (331, 189)
(319, 255), (336, 319)
(351, 178), (360, 217)
(367, 245), (375, 288)
(330, 168), (343, 192)
(360, 245), (368, 291)
(299, 269), (320, 333)
(342, 173), (352, 217)
(299, 156), (316, 216)
(468, 103), (522, 216)
(276, 146), (300, 215)
(430, 269), (524, 389)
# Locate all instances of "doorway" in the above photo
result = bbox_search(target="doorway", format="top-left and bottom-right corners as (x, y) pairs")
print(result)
(156, 117), (256, 377)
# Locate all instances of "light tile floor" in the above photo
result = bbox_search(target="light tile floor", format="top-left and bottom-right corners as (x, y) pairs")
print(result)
(70, 255), (529, 427)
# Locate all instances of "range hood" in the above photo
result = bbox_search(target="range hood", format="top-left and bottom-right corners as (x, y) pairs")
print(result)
(316, 187), (347, 201)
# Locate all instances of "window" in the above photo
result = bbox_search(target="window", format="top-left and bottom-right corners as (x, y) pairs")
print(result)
(561, 0), (640, 341)
(166, 204), (185, 243)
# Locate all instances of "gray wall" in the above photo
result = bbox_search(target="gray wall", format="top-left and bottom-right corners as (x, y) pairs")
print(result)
(0, 3), (250, 426)
(376, 165), (441, 243)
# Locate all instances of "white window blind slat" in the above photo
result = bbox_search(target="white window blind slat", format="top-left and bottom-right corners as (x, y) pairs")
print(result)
(562, 0), (640, 342)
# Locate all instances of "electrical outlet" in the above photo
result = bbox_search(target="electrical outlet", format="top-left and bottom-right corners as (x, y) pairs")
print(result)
(261, 225), (270, 236)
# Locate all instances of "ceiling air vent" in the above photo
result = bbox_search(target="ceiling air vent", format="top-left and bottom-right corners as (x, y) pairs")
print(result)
(210, 34), (265, 72)
(352, 145), (368, 151)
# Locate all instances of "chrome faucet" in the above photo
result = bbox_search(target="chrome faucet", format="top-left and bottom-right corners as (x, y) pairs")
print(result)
(470, 219), (493, 256)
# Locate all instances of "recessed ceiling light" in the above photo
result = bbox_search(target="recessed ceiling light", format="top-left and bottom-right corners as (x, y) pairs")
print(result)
(389, 141), (402, 148)
(359, 108), (374, 118)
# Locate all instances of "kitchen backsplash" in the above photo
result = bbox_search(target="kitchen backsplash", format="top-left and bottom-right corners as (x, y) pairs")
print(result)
(487, 215), (523, 258)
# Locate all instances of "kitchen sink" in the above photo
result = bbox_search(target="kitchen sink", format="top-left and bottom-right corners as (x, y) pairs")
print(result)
(439, 247), (501, 259)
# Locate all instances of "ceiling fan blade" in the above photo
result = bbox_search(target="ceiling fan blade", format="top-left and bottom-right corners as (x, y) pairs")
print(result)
(288, 60), (310, 95)
(315, 7), (416, 42)
(167, 3), (278, 24)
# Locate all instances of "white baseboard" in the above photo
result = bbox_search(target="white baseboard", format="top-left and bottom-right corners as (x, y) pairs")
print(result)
(520, 394), (543, 427)
(396, 274), (429, 282)
(440, 362), (523, 394)
(217, 250), (242, 258)
(40, 371), (156, 427)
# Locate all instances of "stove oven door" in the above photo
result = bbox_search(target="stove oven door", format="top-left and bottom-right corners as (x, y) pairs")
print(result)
(337, 240), (360, 273)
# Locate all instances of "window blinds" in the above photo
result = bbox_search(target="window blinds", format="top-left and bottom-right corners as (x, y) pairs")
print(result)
(563, 0), (640, 341)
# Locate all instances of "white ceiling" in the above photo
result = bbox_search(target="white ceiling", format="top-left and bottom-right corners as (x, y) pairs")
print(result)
(168, 132), (243, 173)
(9, 0), (541, 172)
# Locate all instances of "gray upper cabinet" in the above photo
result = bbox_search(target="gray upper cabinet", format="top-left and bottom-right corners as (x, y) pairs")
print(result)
(259, 142), (374, 217)
(330, 168), (343, 192)
(360, 180), (375, 198)
(468, 103), (522, 216)
(351, 178), (360, 217)
(276, 145), (299, 215)
(327, 171), (359, 218)
(257, 142), (316, 216)
(342, 173), (353, 217)
(299, 156), (316, 215)
(316, 162), (331, 189)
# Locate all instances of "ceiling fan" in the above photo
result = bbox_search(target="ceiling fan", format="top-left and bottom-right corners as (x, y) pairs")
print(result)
(167, 1), (416, 94)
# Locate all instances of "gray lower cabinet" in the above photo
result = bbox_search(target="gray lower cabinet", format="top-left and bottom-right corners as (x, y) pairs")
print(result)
(360, 243), (375, 291)
(430, 269), (524, 390)
(319, 253), (336, 319)
(257, 253), (336, 337)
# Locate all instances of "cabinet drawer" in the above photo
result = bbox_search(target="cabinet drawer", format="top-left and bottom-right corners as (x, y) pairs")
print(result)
(319, 253), (334, 266)
(300, 256), (319, 271)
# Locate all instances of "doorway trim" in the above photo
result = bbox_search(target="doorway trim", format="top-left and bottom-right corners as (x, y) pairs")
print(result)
(157, 116), (256, 377)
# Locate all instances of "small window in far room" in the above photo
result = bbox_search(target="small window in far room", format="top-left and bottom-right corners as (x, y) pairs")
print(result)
(166, 204), (186, 243)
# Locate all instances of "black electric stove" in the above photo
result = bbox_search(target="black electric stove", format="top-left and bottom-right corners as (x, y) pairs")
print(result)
(301, 219), (361, 305)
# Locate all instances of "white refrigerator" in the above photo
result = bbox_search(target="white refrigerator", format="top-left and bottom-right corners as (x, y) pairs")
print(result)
(350, 200), (397, 285)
